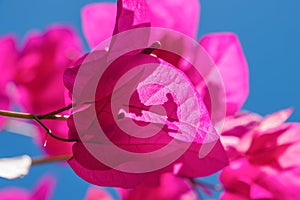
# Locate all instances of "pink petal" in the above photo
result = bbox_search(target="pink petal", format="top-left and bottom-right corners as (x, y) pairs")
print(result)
(258, 108), (293, 132)
(222, 111), (262, 137)
(276, 123), (300, 168)
(122, 61), (219, 143)
(149, 0), (200, 38)
(122, 173), (197, 200)
(113, 0), (150, 35)
(81, 3), (116, 49)
(84, 187), (113, 200)
(68, 152), (161, 188)
(31, 175), (56, 200)
(220, 158), (260, 199)
(220, 192), (249, 200)
(200, 33), (249, 115)
(0, 36), (16, 85)
(244, 125), (291, 166)
(256, 167), (300, 200)
(0, 36), (17, 129)
(0, 188), (30, 200)
(250, 183), (273, 200)
(82, 0), (151, 49)
(175, 140), (228, 177)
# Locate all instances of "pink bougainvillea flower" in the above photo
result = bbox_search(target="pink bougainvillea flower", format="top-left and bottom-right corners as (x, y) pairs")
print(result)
(65, 0), (228, 188)
(220, 157), (300, 200)
(220, 109), (292, 161)
(14, 26), (82, 156)
(0, 175), (55, 200)
(81, 0), (248, 119)
(220, 109), (300, 199)
(234, 108), (293, 162)
(0, 36), (17, 129)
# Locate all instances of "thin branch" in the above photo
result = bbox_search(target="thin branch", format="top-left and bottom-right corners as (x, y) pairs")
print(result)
(0, 110), (68, 120)
(37, 104), (73, 119)
(32, 115), (79, 143)
(32, 154), (72, 165)
(0, 106), (79, 142)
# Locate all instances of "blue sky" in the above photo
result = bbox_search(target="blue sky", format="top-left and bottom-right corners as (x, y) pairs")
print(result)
(0, 0), (299, 199)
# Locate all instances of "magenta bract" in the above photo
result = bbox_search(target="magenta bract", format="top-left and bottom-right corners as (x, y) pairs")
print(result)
(64, 0), (230, 188)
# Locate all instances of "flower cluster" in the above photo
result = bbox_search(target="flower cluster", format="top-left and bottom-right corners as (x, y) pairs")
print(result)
(220, 109), (300, 199)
